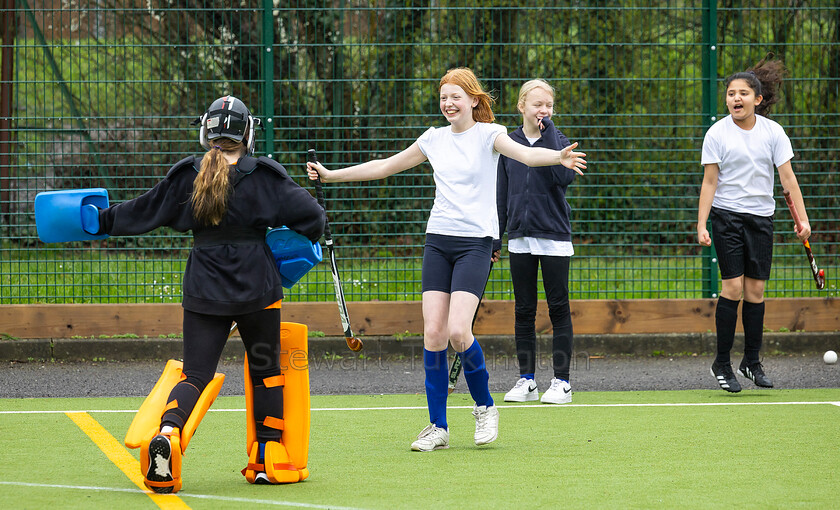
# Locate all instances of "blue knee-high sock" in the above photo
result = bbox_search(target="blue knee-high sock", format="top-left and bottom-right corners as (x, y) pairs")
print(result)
(423, 348), (448, 430)
(460, 340), (494, 408)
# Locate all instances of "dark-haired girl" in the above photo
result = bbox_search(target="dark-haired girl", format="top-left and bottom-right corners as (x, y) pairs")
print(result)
(698, 55), (812, 392)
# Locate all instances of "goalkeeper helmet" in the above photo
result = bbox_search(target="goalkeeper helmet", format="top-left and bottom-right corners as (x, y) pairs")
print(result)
(196, 96), (260, 154)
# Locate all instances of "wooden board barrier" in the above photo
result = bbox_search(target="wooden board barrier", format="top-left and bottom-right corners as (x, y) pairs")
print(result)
(1, 298), (837, 339)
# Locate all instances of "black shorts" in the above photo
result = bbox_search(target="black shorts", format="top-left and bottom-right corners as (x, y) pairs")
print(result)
(710, 206), (774, 280)
(421, 233), (492, 298)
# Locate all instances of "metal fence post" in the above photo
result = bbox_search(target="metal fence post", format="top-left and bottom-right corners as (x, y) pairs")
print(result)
(262, 0), (275, 158)
(701, 0), (719, 298)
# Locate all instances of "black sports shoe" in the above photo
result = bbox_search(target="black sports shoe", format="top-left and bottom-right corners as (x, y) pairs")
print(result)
(738, 360), (774, 388)
(146, 435), (174, 494)
(710, 361), (742, 393)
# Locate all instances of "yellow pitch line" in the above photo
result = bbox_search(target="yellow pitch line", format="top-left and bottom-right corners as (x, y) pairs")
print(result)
(65, 412), (189, 510)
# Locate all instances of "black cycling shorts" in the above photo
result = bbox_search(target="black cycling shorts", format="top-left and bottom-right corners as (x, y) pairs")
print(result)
(421, 233), (492, 298)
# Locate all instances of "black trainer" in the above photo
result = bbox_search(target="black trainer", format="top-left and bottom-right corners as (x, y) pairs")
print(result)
(738, 360), (774, 388)
(146, 435), (174, 494)
(710, 361), (742, 393)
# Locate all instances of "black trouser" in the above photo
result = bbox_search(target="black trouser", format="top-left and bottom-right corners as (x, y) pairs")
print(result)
(509, 253), (573, 381)
(162, 307), (284, 443)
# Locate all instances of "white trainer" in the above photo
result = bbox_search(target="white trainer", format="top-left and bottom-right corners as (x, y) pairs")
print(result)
(410, 424), (449, 452)
(541, 378), (572, 404)
(472, 405), (499, 445)
(504, 377), (539, 402)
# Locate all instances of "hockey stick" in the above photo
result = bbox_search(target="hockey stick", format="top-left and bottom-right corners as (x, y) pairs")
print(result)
(783, 189), (825, 289)
(448, 260), (494, 393)
(308, 149), (364, 351)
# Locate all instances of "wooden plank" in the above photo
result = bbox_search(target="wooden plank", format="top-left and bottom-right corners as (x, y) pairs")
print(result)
(1, 298), (837, 339)
(475, 298), (840, 334)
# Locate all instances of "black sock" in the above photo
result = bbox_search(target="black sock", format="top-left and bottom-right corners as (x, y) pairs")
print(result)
(161, 380), (202, 430)
(715, 296), (740, 364)
(742, 300), (765, 364)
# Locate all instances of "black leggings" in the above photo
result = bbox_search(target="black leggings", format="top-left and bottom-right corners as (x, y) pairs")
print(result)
(162, 308), (284, 442)
(509, 253), (573, 380)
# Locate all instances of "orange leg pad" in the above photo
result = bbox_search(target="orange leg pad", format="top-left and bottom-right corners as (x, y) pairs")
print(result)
(265, 441), (302, 483)
(242, 441), (301, 484)
(126, 360), (185, 449)
(180, 373), (224, 452)
(279, 322), (310, 471)
(125, 359), (224, 452)
(244, 322), (310, 480)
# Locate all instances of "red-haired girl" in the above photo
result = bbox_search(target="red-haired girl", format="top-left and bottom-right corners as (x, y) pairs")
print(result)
(308, 68), (586, 451)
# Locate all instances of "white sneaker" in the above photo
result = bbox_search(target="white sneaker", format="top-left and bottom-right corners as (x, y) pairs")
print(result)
(411, 424), (449, 452)
(541, 378), (572, 404)
(504, 377), (539, 402)
(472, 405), (499, 445)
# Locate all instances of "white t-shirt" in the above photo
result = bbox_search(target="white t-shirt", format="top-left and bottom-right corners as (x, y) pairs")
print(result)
(417, 122), (506, 238)
(701, 114), (794, 216)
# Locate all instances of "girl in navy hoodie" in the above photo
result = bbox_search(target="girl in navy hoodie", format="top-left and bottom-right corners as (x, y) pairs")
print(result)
(496, 80), (582, 404)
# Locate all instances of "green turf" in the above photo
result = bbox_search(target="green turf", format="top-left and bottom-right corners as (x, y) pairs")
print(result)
(1, 390), (838, 508)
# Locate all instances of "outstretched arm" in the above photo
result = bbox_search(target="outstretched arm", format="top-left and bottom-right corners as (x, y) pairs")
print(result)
(493, 133), (587, 175)
(307, 141), (428, 183)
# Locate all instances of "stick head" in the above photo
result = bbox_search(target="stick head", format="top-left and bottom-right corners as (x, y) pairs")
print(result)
(817, 269), (826, 289)
(346, 337), (364, 352)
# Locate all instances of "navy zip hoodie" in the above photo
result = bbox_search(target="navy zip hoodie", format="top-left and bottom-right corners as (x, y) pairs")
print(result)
(495, 117), (575, 252)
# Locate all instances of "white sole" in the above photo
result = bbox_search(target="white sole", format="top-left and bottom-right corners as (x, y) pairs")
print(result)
(503, 392), (539, 402)
(411, 444), (449, 452)
(475, 433), (498, 446)
(541, 393), (572, 404)
(541, 398), (572, 404)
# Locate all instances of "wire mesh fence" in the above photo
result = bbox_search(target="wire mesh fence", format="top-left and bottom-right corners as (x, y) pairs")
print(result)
(1, 1), (838, 304)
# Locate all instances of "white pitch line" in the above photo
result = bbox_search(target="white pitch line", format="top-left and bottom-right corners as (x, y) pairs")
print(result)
(0, 481), (368, 510)
(1, 401), (839, 415)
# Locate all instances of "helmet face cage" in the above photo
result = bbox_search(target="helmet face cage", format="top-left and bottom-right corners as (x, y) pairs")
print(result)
(198, 96), (258, 155)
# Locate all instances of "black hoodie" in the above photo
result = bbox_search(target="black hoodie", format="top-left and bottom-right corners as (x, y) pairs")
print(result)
(495, 117), (575, 251)
(96, 155), (325, 315)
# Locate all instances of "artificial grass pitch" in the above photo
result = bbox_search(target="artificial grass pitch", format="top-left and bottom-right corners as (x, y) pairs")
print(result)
(1, 389), (838, 509)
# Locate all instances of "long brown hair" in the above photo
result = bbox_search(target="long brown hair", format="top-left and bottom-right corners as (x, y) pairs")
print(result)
(191, 137), (244, 226)
(439, 67), (496, 123)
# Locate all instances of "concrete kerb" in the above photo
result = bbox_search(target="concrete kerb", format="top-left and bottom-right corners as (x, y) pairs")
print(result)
(0, 331), (837, 362)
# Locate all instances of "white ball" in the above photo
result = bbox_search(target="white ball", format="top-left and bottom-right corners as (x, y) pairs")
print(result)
(824, 350), (838, 364)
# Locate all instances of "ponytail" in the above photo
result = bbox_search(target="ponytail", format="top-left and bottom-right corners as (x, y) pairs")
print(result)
(191, 138), (243, 226)
(724, 52), (787, 117)
(749, 53), (786, 116)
